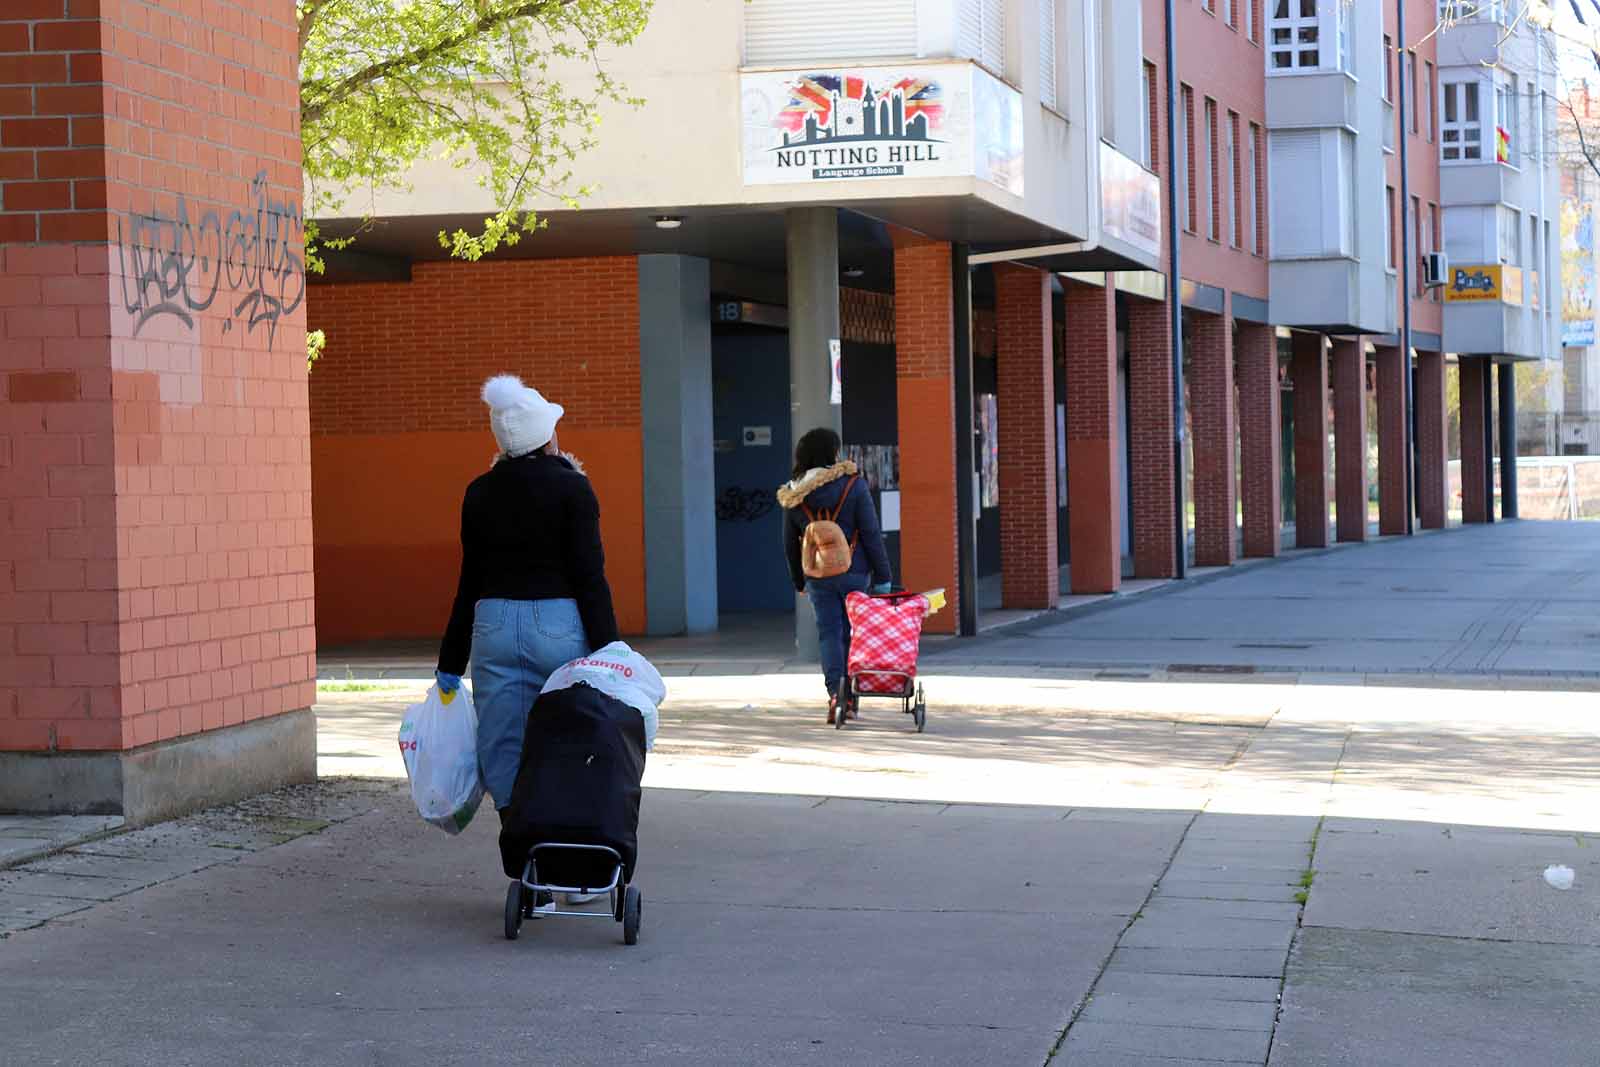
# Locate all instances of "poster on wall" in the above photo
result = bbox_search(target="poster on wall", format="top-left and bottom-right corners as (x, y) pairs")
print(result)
(741, 63), (1022, 195)
(1563, 192), (1596, 347)
(977, 393), (1000, 509)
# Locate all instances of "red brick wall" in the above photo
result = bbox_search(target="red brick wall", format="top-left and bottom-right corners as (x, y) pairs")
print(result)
(892, 234), (958, 634)
(1415, 351), (1447, 529)
(1127, 298), (1176, 578)
(1, 0), (311, 752)
(1063, 277), (1120, 594)
(993, 264), (1057, 609)
(1190, 305), (1236, 566)
(1386, 0), (1444, 339)
(306, 257), (646, 644)
(1292, 333), (1329, 548)
(1459, 356), (1490, 524)
(1375, 345), (1408, 535)
(1331, 340), (1368, 543)
(1236, 323), (1280, 557)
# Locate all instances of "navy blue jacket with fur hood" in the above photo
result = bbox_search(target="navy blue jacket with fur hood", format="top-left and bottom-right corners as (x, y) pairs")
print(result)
(778, 461), (893, 593)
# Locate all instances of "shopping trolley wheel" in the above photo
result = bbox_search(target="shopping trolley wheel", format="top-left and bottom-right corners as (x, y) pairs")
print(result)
(504, 881), (523, 940)
(622, 885), (642, 945)
(913, 685), (926, 733)
(834, 692), (848, 730)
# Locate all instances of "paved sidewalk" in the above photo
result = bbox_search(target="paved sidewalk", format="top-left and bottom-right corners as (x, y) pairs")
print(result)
(0, 814), (122, 871)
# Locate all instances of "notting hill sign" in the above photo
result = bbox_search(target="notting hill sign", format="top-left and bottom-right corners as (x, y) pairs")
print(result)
(741, 62), (1022, 194)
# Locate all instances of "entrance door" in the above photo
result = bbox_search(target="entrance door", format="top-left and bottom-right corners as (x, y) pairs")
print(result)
(712, 327), (795, 614)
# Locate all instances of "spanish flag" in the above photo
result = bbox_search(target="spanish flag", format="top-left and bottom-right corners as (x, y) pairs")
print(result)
(1496, 126), (1511, 163)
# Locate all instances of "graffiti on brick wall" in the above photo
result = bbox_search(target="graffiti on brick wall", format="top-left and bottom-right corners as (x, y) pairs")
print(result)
(116, 170), (304, 344)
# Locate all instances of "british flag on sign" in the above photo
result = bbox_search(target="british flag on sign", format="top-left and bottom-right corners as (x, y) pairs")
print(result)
(846, 592), (929, 695)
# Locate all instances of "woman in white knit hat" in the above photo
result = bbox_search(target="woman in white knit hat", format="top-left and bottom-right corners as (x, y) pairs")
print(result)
(435, 375), (619, 824)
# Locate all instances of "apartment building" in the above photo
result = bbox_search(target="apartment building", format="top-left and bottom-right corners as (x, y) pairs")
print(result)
(303, 0), (1555, 647)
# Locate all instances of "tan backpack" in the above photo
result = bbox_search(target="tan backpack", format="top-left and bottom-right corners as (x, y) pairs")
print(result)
(800, 475), (860, 579)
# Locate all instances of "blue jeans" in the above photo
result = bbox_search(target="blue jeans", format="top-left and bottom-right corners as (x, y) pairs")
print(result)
(470, 598), (590, 808)
(805, 572), (869, 698)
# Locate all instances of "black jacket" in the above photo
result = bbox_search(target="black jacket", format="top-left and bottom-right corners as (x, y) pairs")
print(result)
(438, 452), (619, 675)
(778, 462), (893, 593)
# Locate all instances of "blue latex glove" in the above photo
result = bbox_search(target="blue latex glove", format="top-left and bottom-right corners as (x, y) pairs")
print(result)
(434, 670), (462, 694)
(871, 583), (893, 595)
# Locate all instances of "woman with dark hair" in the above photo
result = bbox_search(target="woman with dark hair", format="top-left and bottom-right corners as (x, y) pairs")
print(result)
(777, 427), (893, 723)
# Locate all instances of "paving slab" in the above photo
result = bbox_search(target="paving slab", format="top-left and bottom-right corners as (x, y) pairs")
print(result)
(1102, 946), (1290, 979)
(1062, 1020), (1272, 1062)
(1078, 991), (1279, 1030)
(1089, 971), (1283, 1003)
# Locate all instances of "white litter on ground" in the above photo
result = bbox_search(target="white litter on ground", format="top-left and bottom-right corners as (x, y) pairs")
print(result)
(1544, 864), (1576, 890)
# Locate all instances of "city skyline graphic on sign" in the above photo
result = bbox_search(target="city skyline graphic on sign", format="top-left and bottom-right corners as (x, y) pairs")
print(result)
(773, 74), (946, 148)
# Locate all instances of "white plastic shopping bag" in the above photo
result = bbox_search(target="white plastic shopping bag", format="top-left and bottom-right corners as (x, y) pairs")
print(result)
(540, 641), (665, 749)
(398, 684), (484, 834)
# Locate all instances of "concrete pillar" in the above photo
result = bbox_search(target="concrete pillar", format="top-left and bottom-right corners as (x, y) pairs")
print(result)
(1459, 357), (1491, 523)
(639, 255), (717, 635)
(892, 232), (961, 634)
(1063, 277), (1121, 594)
(994, 265), (1058, 609)
(0, 0), (313, 821)
(1415, 352), (1448, 529)
(1292, 333), (1331, 548)
(1237, 324), (1281, 558)
(1127, 298), (1177, 578)
(1191, 306), (1237, 566)
(785, 208), (841, 658)
(1499, 362), (1518, 519)
(1332, 339), (1368, 543)
(1375, 345), (1409, 536)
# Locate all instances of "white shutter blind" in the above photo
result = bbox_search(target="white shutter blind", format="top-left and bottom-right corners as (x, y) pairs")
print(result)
(1039, 0), (1056, 109)
(957, 0), (1005, 74)
(744, 0), (917, 65)
(1269, 130), (1323, 257)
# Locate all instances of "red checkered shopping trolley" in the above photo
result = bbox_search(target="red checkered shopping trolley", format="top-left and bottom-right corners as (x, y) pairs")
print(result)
(840, 589), (945, 732)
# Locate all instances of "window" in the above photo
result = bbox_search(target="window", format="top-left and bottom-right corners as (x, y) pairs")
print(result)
(1248, 122), (1262, 254)
(1144, 61), (1159, 172)
(1181, 84), (1195, 232)
(1229, 111), (1243, 248)
(1430, 203), (1441, 301)
(744, 0), (917, 63)
(1039, 0), (1056, 110)
(1268, 0), (1320, 70)
(957, 0), (1005, 75)
(1441, 79), (1483, 162)
(1408, 54), (1419, 134)
(1205, 98), (1219, 241)
(1383, 35), (1393, 102)
(1386, 186), (1397, 269)
(1425, 61), (1435, 142)
(1225, 0), (1236, 30)
(1270, 128), (1355, 258)
(1499, 205), (1521, 264)
(1526, 213), (1536, 268)
(1412, 195), (1423, 295)
(1246, 0), (1257, 42)
(1439, 1), (1521, 25)
(1496, 75), (1517, 165)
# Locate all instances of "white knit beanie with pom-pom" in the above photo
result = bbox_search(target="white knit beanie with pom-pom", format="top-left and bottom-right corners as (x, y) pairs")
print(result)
(482, 374), (564, 457)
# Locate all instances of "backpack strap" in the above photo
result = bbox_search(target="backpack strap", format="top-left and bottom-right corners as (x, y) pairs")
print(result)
(828, 476), (859, 522)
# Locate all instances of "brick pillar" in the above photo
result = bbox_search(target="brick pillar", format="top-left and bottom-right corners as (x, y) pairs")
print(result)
(1237, 324), (1281, 557)
(994, 264), (1058, 609)
(893, 234), (960, 633)
(1332, 339), (1368, 543)
(1459, 356), (1490, 523)
(0, 0), (314, 821)
(1415, 351), (1447, 529)
(1292, 333), (1330, 548)
(1191, 306), (1236, 566)
(1127, 298), (1176, 578)
(1063, 277), (1121, 593)
(1374, 345), (1409, 536)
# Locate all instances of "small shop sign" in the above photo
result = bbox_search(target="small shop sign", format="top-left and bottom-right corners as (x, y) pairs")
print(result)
(1444, 264), (1523, 305)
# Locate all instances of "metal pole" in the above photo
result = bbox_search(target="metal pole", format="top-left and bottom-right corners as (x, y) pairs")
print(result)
(1396, 1), (1416, 536)
(952, 243), (980, 637)
(1499, 362), (1518, 518)
(1165, 0), (1187, 578)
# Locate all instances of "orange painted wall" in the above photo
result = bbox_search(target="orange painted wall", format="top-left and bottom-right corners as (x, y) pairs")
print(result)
(307, 258), (646, 647)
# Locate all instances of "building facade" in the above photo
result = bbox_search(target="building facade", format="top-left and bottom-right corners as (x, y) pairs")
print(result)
(302, 0), (1554, 649)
